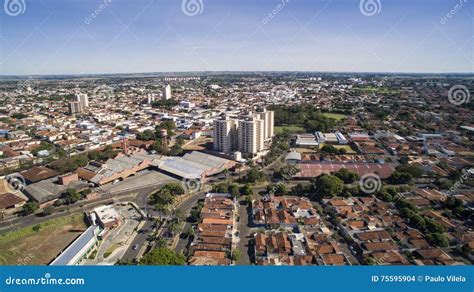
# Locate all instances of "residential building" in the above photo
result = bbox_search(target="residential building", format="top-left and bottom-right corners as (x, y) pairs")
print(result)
(238, 115), (265, 155)
(213, 116), (238, 153)
(162, 84), (172, 100)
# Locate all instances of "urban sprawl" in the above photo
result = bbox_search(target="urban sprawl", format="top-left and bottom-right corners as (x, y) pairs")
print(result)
(0, 72), (472, 267)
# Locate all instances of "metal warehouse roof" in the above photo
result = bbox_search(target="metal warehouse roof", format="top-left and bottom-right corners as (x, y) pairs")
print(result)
(50, 225), (100, 265)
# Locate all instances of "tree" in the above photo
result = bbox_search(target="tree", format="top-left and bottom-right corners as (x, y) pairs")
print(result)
(242, 168), (265, 184)
(137, 130), (155, 141)
(313, 174), (344, 198)
(320, 144), (337, 155)
(140, 247), (186, 265)
(173, 209), (186, 223)
(232, 250), (241, 262)
(240, 184), (253, 197)
(425, 219), (444, 233)
(388, 171), (412, 184)
(334, 168), (359, 184)
(426, 233), (449, 247)
(229, 183), (240, 197)
(23, 202), (39, 215)
(395, 164), (423, 179)
(64, 188), (81, 204)
(362, 257), (376, 265)
(275, 183), (288, 196)
(43, 205), (54, 216)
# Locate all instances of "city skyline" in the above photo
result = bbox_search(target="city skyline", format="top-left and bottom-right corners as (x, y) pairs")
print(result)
(1, 0), (473, 75)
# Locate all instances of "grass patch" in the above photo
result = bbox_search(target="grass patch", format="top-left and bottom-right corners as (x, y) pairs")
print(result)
(0, 214), (87, 265)
(103, 243), (119, 258)
(322, 113), (345, 121)
(275, 125), (306, 134)
(332, 145), (356, 154)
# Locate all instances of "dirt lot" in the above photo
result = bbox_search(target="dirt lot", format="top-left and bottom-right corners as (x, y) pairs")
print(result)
(0, 214), (87, 265)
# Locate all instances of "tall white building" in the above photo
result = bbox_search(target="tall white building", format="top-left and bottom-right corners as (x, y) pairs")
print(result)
(76, 94), (89, 110)
(162, 84), (172, 100)
(213, 116), (238, 153)
(213, 108), (274, 156)
(68, 101), (82, 115)
(238, 116), (265, 155)
(255, 108), (274, 140)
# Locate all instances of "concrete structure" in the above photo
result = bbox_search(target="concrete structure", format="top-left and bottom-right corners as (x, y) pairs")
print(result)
(238, 115), (265, 155)
(77, 152), (161, 186)
(68, 101), (82, 115)
(295, 134), (319, 147)
(255, 108), (274, 140)
(213, 116), (238, 153)
(50, 225), (100, 266)
(58, 173), (79, 186)
(213, 109), (274, 156)
(94, 205), (121, 229)
(157, 151), (236, 181)
(76, 93), (89, 110)
(162, 84), (172, 100)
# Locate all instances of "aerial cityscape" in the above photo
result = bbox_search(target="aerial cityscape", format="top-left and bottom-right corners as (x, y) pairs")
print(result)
(0, 0), (472, 274)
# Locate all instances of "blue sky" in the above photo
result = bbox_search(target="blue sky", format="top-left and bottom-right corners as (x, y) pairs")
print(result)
(0, 0), (472, 75)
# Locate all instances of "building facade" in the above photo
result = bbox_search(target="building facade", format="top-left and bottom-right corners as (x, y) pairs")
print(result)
(213, 108), (274, 156)
(162, 84), (172, 100)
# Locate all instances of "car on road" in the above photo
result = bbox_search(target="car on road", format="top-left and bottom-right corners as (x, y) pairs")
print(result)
(132, 244), (139, 250)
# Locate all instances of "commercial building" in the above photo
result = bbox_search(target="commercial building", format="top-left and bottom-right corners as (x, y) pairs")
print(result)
(157, 151), (236, 181)
(50, 225), (100, 266)
(77, 152), (160, 186)
(93, 205), (121, 229)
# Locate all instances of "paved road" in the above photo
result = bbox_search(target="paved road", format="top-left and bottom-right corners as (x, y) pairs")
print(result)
(0, 174), (172, 234)
(123, 190), (208, 262)
(121, 219), (155, 262)
(235, 200), (251, 265)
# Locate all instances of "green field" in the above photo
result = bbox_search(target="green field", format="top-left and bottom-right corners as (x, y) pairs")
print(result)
(275, 125), (306, 134)
(0, 214), (87, 265)
(322, 113), (346, 121)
